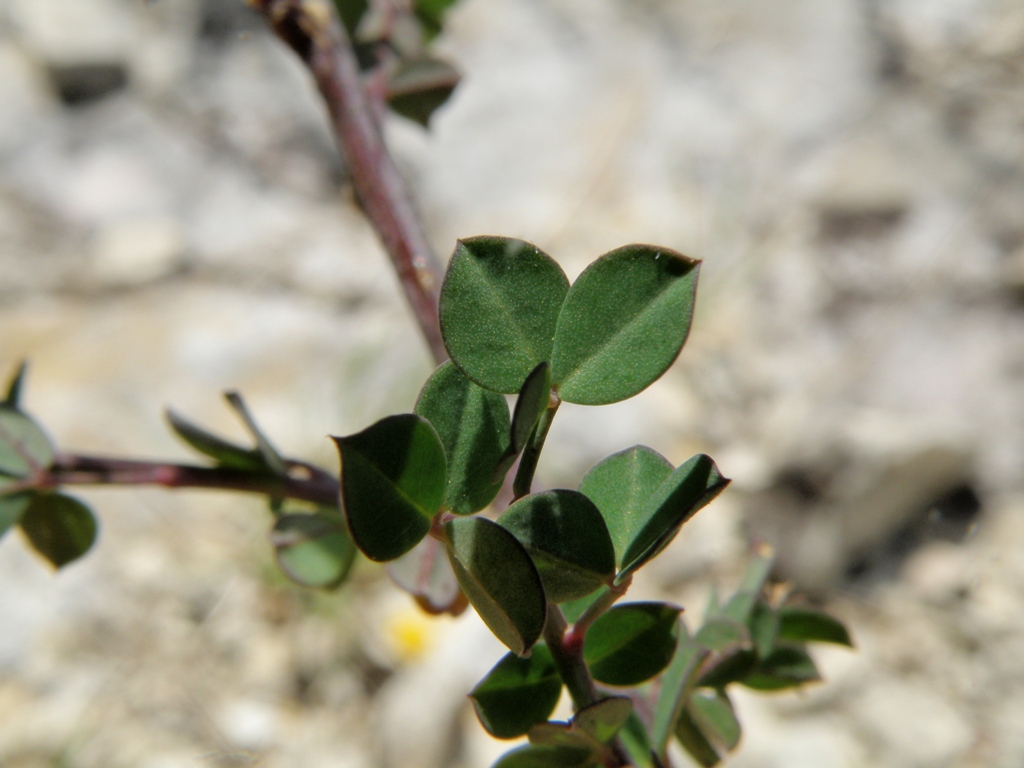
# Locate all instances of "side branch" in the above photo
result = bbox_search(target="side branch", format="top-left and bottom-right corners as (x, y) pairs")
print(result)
(252, 0), (447, 363)
(46, 453), (340, 507)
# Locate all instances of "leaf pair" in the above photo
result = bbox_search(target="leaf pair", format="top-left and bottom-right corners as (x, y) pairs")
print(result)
(579, 446), (730, 583)
(440, 236), (700, 406)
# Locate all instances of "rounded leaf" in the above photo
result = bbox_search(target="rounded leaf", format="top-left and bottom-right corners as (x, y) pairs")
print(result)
(270, 512), (358, 589)
(498, 490), (615, 602)
(19, 493), (98, 568)
(551, 245), (700, 405)
(492, 744), (597, 768)
(579, 446), (673, 567)
(0, 492), (32, 539)
(617, 454), (729, 583)
(470, 644), (562, 739)
(741, 644), (821, 691)
(777, 605), (853, 647)
(415, 361), (510, 514)
(443, 516), (546, 655)
(0, 406), (54, 477)
(332, 414), (446, 562)
(572, 697), (633, 745)
(583, 602), (681, 686)
(440, 237), (569, 393)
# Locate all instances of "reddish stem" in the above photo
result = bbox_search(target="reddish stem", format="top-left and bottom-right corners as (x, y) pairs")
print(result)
(252, 0), (447, 364)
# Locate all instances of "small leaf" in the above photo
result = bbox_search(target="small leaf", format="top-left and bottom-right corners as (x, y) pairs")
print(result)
(675, 706), (722, 768)
(165, 409), (267, 471)
(0, 492), (32, 539)
(617, 709), (657, 768)
(578, 446), (673, 568)
(584, 602), (680, 686)
(717, 546), (775, 624)
(694, 618), (756, 688)
(225, 392), (287, 476)
(551, 245), (700, 405)
(777, 605), (854, 647)
(443, 516), (546, 655)
(470, 644), (563, 739)
(386, 56), (460, 127)
(748, 599), (780, 659)
(617, 454), (729, 583)
(742, 644), (822, 691)
(651, 633), (710, 757)
(413, 0), (459, 38)
(0, 406), (55, 477)
(689, 691), (741, 754)
(498, 490), (615, 603)
(572, 697), (633, 744)
(491, 744), (596, 768)
(439, 237), (569, 394)
(415, 361), (510, 514)
(19, 494), (97, 568)
(511, 363), (552, 455)
(3, 361), (27, 408)
(388, 536), (467, 616)
(270, 511), (358, 589)
(333, 414), (447, 562)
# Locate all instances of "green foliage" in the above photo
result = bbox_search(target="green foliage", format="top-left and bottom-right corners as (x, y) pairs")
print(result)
(270, 510), (358, 589)
(470, 644), (563, 738)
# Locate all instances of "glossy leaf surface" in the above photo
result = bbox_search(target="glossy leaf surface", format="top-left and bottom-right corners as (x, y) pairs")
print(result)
(498, 490), (615, 602)
(270, 511), (357, 589)
(415, 361), (510, 514)
(440, 237), (569, 393)
(333, 414), (446, 562)
(777, 605), (853, 647)
(0, 406), (54, 477)
(551, 245), (699, 405)
(617, 454), (729, 583)
(491, 744), (596, 768)
(578, 445), (673, 567)
(584, 602), (680, 686)
(443, 516), (546, 655)
(470, 644), (562, 739)
(19, 494), (97, 568)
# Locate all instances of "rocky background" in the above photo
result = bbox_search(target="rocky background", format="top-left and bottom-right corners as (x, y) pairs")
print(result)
(1, 0), (1023, 766)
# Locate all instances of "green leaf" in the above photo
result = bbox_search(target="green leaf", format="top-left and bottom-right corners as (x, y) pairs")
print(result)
(415, 361), (510, 514)
(617, 454), (729, 583)
(443, 516), (546, 655)
(165, 409), (267, 471)
(617, 709), (657, 768)
(572, 696), (633, 744)
(742, 644), (821, 691)
(551, 245), (700, 405)
(583, 602), (680, 686)
(3, 361), (27, 408)
(748, 599), (780, 659)
(498, 490), (615, 603)
(675, 706), (722, 768)
(0, 492), (32, 539)
(386, 56), (459, 127)
(717, 547), (775, 624)
(689, 691), (741, 754)
(333, 0), (369, 36)
(413, 0), (460, 38)
(528, 723), (597, 750)
(777, 605), (854, 647)
(19, 494), (97, 568)
(511, 362), (552, 455)
(651, 633), (710, 757)
(225, 392), (287, 476)
(578, 446), (672, 568)
(694, 618), (757, 688)
(333, 414), (446, 562)
(270, 511), (358, 589)
(491, 744), (596, 768)
(470, 644), (562, 739)
(0, 406), (55, 477)
(439, 237), (569, 394)
(388, 536), (467, 615)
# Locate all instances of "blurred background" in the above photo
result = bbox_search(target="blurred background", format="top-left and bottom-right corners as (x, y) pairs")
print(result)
(1, 0), (1023, 766)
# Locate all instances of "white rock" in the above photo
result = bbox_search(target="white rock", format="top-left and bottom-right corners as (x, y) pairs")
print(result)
(90, 216), (185, 286)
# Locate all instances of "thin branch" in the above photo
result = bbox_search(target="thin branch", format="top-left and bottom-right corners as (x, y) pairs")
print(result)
(251, 0), (447, 363)
(45, 453), (340, 507)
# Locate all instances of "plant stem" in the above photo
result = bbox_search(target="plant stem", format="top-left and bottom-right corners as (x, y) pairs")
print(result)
(564, 574), (633, 650)
(543, 603), (598, 711)
(42, 453), (340, 507)
(252, 0), (447, 364)
(512, 394), (560, 500)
